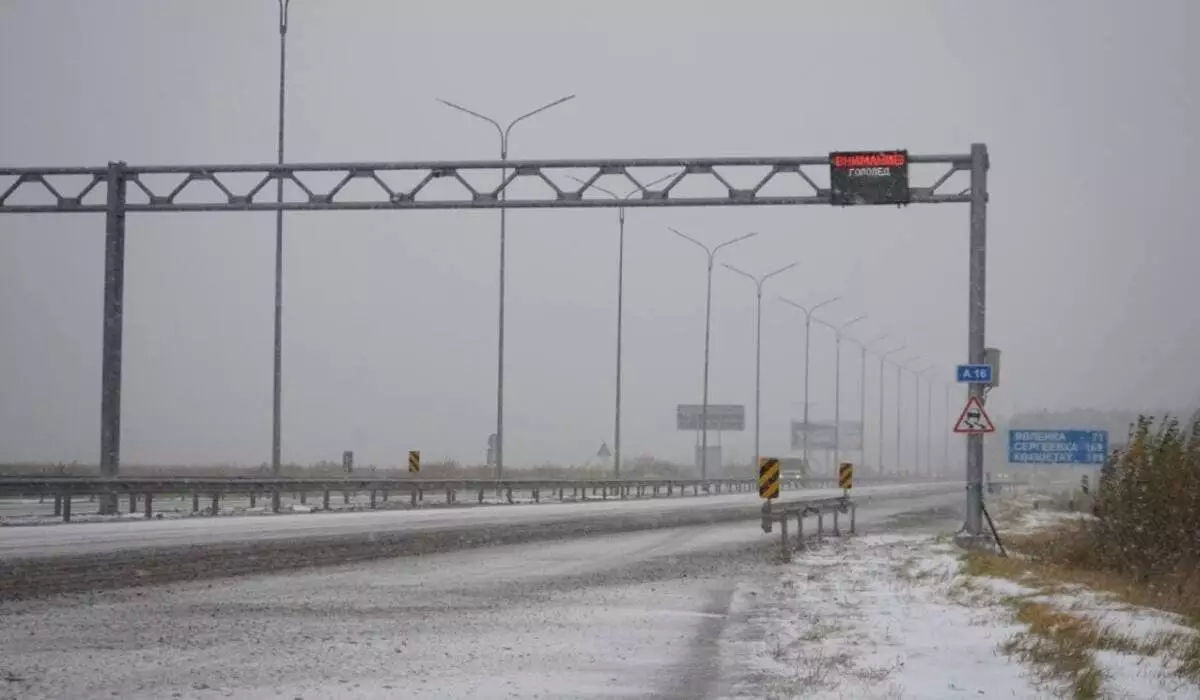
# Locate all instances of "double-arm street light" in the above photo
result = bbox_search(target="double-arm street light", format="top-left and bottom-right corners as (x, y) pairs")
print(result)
(778, 295), (841, 470)
(668, 228), (758, 479)
(437, 94), (577, 478)
(270, 0), (292, 514)
(814, 314), (867, 472)
(877, 342), (906, 473)
(722, 261), (798, 474)
(568, 174), (677, 477)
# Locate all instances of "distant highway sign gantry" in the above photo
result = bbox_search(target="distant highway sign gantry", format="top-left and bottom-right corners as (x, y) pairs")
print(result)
(677, 404), (745, 432)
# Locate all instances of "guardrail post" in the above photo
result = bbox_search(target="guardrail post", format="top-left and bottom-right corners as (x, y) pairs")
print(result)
(272, 489), (281, 514)
(850, 504), (857, 534)
(128, 494), (136, 514)
(780, 516), (791, 561)
(558, 487), (564, 500)
(533, 488), (540, 503)
(833, 508), (840, 536)
(343, 490), (349, 505)
(210, 493), (220, 515)
(192, 493), (200, 514)
(322, 490), (330, 510)
(144, 493), (152, 519)
(506, 487), (513, 504)
(62, 495), (72, 522)
(478, 489), (485, 504)
(602, 486), (608, 500)
(668, 483), (674, 496)
(817, 512), (824, 541)
(446, 488), (454, 504)
(369, 490), (377, 508)
(53, 495), (62, 516)
(299, 491), (307, 505)
(419, 488), (424, 502)
(796, 514), (805, 551)
(382, 490), (389, 502)
(249, 492), (257, 508)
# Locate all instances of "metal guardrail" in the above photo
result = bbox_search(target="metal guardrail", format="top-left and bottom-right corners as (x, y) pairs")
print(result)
(760, 496), (856, 561)
(0, 475), (910, 522)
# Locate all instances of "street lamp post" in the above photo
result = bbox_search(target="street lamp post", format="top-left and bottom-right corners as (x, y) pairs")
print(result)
(779, 296), (841, 472)
(270, 0), (292, 514)
(815, 315), (866, 472)
(721, 261), (798, 474)
(897, 356), (922, 474)
(668, 228), (757, 479)
(914, 363), (932, 476)
(878, 342), (906, 474)
(944, 383), (952, 475)
(567, 174), (676, 478)
(847, 334), (888, 471)
(436, 94), (577, 478)
(926, 371), (934, 477)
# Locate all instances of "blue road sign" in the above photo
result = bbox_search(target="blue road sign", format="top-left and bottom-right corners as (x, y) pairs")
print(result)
(1007, 430), (1109, 465)
(956, 364), (993, 383)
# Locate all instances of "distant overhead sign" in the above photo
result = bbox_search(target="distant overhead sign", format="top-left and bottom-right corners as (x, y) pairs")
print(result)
(677, 404), (745, 431)
(953, 397), (995, 434)
(829, 150), (910, 206)
(597, 442), (611, 458)
(790, 421), (862, 450)
(1008, 430), (1109, 465)
(956, 364), (993, 384)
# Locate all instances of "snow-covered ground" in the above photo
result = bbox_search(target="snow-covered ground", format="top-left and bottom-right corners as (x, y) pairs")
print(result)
(717, 495), (1200, 699)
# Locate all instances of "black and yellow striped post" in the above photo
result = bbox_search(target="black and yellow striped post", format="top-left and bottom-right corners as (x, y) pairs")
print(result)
(758, 457), (780, 499)
(838, 462), (853, 492)
(408, 450), (420, 474)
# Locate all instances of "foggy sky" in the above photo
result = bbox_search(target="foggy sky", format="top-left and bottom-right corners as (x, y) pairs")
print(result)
(1, 0), (1197, 468)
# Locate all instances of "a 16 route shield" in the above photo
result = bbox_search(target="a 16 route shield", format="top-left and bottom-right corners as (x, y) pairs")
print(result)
(758, 457), (780, 499)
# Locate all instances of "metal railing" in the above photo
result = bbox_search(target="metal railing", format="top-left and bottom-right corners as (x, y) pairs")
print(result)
(0, 475), (912, 522)
(760, 496), (856, 561)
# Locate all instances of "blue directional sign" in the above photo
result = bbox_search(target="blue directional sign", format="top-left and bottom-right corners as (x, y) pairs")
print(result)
(1007, 430), (1109, 465)
(956, 364), (993, 383)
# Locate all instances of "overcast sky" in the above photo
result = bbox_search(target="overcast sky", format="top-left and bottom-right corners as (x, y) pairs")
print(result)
(1, 0), (1197, 469)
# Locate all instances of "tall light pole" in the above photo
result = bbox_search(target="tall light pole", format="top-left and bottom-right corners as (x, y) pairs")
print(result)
(926, 370), (934, 477)
(567, 174), (676, 478)
(779, 295), (841, 471)
(847, 333), (888, 471)
(878, 342), (906, 474)
(668, 228), (757, 479)
(721, 261), (798, 473)
(437, 94), (577, 478)
(944, 382), (952, 475)
(815, 314), (866, 473)
(914, 363), (932, 476)
(897, 355), (922, 474)
(271, 0), (292, 512)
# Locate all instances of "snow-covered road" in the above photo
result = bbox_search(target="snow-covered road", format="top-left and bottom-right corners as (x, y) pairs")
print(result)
(0, 489), (963, 699)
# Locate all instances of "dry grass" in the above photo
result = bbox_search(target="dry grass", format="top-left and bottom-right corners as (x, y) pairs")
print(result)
(1000, 602), (1108, 699)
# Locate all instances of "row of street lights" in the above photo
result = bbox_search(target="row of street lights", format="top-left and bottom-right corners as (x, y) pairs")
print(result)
(268, 4), (958, 480)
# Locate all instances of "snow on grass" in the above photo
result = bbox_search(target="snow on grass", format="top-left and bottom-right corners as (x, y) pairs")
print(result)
(720, 534), (1049, 699)
(720, 522), (1200, 699)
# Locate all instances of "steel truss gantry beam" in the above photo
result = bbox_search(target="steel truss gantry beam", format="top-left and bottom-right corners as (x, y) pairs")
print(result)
(0, 147), (990, 536)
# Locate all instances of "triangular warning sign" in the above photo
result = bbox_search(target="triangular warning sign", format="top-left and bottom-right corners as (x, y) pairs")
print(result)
(954, 396), (995, 434)
(597, 442), (612, 458)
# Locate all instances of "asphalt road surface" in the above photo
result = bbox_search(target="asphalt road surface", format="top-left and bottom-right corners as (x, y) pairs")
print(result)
(0, 486), (963, 700)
